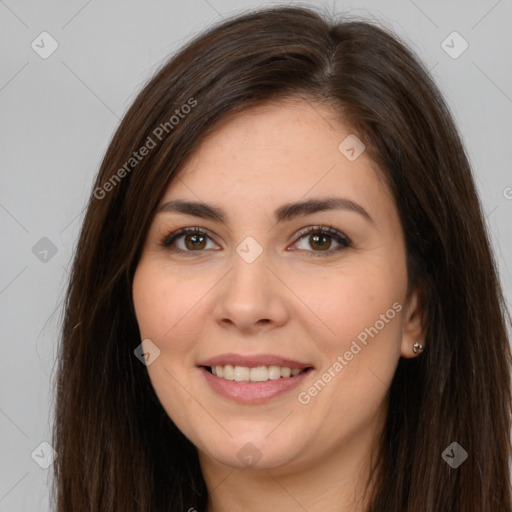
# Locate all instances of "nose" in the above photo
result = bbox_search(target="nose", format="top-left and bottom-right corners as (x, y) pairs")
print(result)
(213, 248), (289, 334)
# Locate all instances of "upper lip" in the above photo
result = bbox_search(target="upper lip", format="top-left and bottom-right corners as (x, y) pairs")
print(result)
(197, 353), (313, 369)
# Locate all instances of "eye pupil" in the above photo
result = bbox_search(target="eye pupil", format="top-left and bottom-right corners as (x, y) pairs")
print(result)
(185, 234), (206, 250)
(310, 233), (331, 250)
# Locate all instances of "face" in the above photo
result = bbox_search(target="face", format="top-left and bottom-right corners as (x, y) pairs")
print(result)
(132, 97), (423, 475)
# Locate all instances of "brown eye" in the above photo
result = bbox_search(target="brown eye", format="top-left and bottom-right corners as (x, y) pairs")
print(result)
(160, 225), (351, 257)
(290, 226), (351, 256)
(183, 232), (207, 250)
(308, 233), (332, 251)
(161, 228), (217, 254)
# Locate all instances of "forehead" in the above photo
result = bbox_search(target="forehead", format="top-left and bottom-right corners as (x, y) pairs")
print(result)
(182, 98), (350, 172)
(160, 98), (392, 221)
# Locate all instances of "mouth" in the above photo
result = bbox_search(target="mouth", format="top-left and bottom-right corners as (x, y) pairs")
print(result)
(197, 355), (315, 404)
(196, 353), (315, 403)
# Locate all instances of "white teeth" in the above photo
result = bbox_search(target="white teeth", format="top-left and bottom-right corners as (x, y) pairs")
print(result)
(208, 364), (308, 382)
(249, 366), (268, 382)
(223, 364), (234, 380)
(234, 365), (250, 381)
(268, 365), (282, 380)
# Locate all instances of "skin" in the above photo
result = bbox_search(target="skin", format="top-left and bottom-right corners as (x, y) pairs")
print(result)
(132, 97), (426, 512)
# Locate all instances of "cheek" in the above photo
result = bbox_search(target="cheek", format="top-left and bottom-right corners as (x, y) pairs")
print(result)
(296, 264), (405, 355)
(133, 264), (168, 338)
(297, 270), (404, 439)
(132, 262), (191, 349)
(132, 263), (198, 418)
(318, 268), (405, 405)
(132, 261), (218, 373)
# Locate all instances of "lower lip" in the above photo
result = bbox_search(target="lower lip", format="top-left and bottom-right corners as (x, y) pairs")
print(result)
(199, 366), (313, 404)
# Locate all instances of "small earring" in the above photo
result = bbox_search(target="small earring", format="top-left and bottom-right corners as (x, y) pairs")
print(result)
(413, 343), (424, 354)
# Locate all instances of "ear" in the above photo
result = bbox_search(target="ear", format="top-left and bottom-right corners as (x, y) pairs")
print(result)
(400, 280), (427, 359)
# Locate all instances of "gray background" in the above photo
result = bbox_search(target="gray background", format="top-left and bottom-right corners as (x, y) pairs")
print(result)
(0, 0), (511, 510)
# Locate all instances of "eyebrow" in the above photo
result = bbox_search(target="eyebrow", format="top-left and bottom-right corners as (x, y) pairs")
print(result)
(156, 196), (374, 225)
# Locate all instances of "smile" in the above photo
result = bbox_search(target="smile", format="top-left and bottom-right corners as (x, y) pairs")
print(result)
(199, 365), (314, 404)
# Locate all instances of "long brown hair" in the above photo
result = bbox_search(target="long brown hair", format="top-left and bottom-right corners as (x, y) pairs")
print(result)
(51, 5), (512, 511)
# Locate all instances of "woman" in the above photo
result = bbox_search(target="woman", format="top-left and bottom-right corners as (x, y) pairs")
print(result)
(51, 5), (512, 511)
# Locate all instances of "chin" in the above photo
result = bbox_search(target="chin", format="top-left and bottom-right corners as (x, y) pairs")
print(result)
(195, 428), (308, 471)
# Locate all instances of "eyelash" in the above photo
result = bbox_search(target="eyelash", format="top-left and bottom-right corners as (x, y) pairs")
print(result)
(160, 225), (351, 258)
